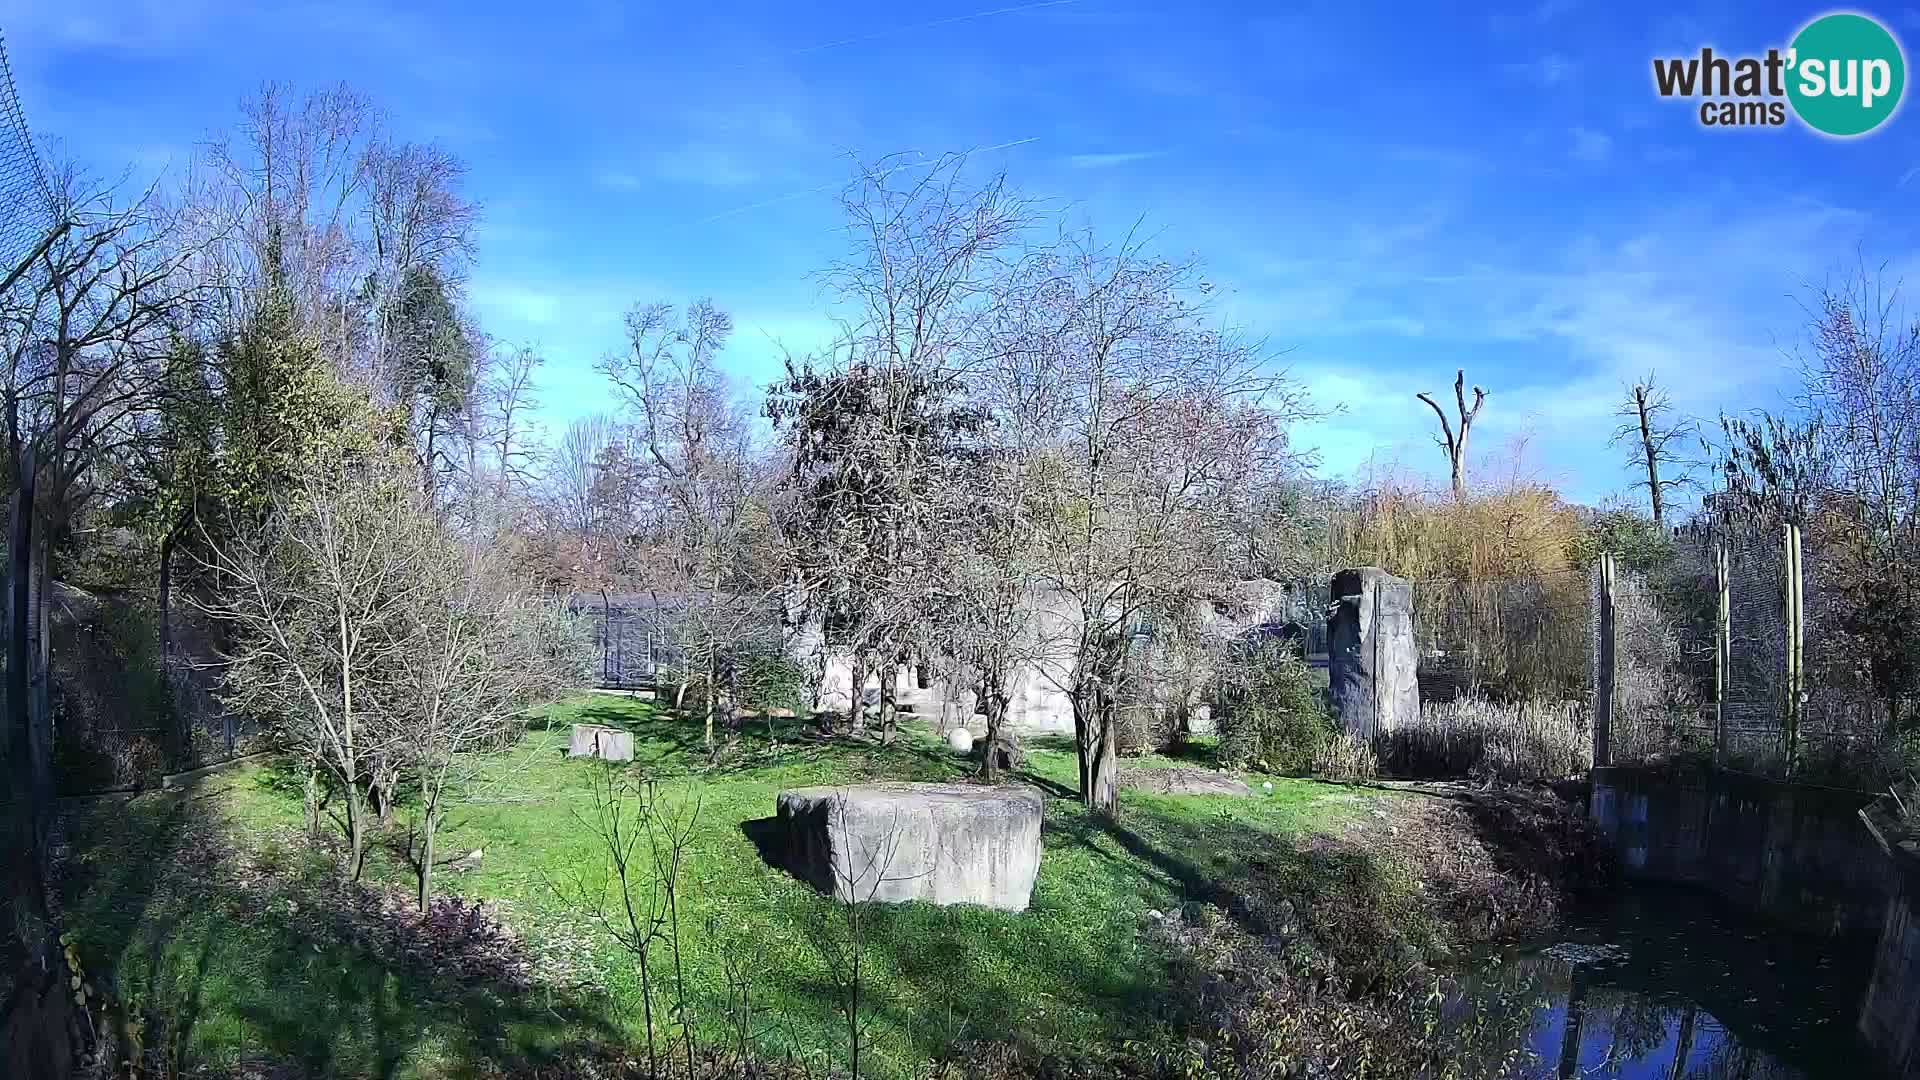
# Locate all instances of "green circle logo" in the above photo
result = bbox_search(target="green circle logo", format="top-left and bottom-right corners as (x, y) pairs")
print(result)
(1787, 12), (1906, 136)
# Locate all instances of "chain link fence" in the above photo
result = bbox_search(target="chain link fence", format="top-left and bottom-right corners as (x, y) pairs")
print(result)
(0, 30), (58, 283)
(1591, 524), (1876, 781)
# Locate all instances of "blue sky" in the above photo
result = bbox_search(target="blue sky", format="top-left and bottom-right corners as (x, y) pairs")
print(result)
(4, 0), (1919, 506)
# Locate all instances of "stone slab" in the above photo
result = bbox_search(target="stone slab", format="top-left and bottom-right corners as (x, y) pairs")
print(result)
(774, 782), (1043, 911)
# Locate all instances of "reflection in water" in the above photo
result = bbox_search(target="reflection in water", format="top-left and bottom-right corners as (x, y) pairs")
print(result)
(1453, 886), (1884, 1079)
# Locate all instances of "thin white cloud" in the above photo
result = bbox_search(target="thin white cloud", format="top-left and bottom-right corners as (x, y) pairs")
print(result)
(594, 170), (645, 192)
(469, 281), (565, 327)
(1504, 54), (1575, 86)
(1571, 127), (1613, 163)
(1233, 196), (1880, 502)
(1065, 151), (1163, 170)
(651, 145), (762, 188)
(1490, 0), (1577, 31)
(1381, 145), (1487, 172)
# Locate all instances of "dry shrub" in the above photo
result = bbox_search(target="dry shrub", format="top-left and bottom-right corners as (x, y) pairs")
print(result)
(1329, 473), (1593, 700)
(1114, 700), (1174, 757)
(1328, 473), (1584, 585)
(1608, 569), (1703, 764)
(1314, 731), (1379, 781)
(1376, 697), (1590, 782)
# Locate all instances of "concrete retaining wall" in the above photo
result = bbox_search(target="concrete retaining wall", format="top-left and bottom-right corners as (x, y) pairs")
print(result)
(1588, 766), (1895, 937)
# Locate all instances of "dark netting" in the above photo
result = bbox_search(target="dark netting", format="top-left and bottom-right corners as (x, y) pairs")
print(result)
(0, 30), (57, 283)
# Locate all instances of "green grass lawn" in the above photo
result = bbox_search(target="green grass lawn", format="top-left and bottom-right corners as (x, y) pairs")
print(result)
(62, 693), (1411, 1079)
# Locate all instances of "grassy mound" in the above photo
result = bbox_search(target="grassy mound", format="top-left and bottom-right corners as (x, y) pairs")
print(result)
(56, 694), (1596, 1078)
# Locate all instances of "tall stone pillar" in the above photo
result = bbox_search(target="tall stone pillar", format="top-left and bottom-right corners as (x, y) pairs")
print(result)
(1326, 567), (1419, 740)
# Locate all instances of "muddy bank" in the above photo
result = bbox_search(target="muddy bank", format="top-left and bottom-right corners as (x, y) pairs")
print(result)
(1126, 781), (1616, 1079)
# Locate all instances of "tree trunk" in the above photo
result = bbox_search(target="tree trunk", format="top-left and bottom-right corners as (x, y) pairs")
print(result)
(1089, 688), (1119, 815)
(2, 441), (74, 1080)
(981, 674), (1007, 783)
(847, 651), (868, 733)
(158, 514), (185, 762)
(422, 412), (440, 508)
(417, 779), (438, 911)
(1557, 968), (1587, 1079)
(343, 771), (368, 881)
(369, 755), (393, 826)
(1073, 690), (1091, 800)
(31, 528), (51, 812)
(1667, 1004), (1697, 1080)
(878, 652), (898, 746)
(305, 764), (321, 840)
(1637, 390), (1664, 525)
(704, 653), (717, 748)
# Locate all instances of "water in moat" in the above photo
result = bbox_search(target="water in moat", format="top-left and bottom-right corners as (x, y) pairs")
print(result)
(1457, 884), (1885, 1078)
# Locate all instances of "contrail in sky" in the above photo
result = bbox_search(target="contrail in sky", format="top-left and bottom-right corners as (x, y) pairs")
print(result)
(689, 137), (1040, 226)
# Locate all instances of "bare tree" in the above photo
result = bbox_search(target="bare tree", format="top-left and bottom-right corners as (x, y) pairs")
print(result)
(1609, 374), (1696, 524)
(770, 154), (1028, 742)
(384, 539), (591, 908)
(0, 150), (208, 1080)
(456, 340), (545, 536)
(198, 82), (376, 343)
(360, 139), (476, 393)
(3, 166), (203, 773)
(552, 770), (704, 1080)
(600, 300), (775, 746)
(1795, 269), (1920, 547)
(1006, 229), (1311, 814)
(191, 461), (424, 880)
(1417, 368), (1487, 500)
(540, 412), (627, 593)
(195, 82), (477, 397)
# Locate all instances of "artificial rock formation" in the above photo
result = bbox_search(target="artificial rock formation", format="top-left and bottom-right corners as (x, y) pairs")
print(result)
(567, 723), (634, 762)
(1327, 567), (1420, 740)
(774, 783), (1043, 911)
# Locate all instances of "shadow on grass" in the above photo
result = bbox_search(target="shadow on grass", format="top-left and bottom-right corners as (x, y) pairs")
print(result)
(739, 814), (817, 894)
(57, 789), (623, 1079)
(1156, 737), (1224, 770)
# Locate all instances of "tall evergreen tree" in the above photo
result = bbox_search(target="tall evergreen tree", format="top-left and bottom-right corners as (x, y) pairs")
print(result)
(386, 265), (473, 507)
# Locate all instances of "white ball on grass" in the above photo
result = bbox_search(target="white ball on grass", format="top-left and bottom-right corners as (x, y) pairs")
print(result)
(947, 728), (975, 754)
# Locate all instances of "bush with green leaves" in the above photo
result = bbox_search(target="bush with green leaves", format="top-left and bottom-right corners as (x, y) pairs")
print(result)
(1213, 643), (1336, 774)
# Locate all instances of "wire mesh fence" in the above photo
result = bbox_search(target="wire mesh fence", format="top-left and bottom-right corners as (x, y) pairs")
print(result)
(0, 30), (57, 282)
(1398, 522), (1896, 787)
(1599, 523), (1888, 781)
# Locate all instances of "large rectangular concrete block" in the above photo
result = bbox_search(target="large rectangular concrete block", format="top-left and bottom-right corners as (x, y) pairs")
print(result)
(774, 783), (1043, 911)
(567, 723), (634, 762)
(1328, 567), (1420, 740)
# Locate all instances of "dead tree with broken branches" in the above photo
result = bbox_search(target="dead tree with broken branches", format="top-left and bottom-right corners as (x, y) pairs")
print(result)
(1417, 368), (1487, 500)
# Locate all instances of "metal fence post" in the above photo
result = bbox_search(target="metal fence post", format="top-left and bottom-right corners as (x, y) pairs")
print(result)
(1595, 551), (1615, 769)
(1783, 522), (1804, 778)
(1713, 540), (1730, 766)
